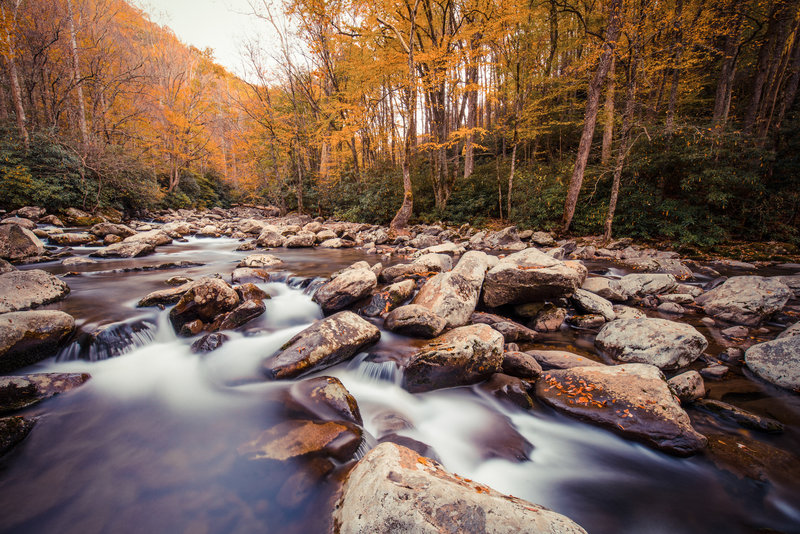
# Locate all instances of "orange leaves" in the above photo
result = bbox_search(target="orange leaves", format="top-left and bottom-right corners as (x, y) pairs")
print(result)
(542, 374), (607, 409)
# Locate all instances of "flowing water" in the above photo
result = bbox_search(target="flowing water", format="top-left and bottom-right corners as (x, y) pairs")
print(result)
(2, 237), (800, 533)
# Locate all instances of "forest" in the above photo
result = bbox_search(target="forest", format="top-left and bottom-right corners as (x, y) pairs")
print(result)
(1, 0), (799, 248)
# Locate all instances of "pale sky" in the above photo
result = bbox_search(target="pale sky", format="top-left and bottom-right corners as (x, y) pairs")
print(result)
(134, 0), (280, 79)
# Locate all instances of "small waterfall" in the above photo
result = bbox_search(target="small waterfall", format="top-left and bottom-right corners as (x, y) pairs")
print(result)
(349, 353), (401, 384)
(57, 318), (157, 362)
(352, 431), (378, 461)
(301, 277), (326, 295)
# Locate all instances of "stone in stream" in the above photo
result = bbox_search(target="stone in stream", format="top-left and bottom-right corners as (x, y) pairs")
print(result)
(58, 318), (156, 361)
(231, 267), (270, 284)
(0, 311), (75, 373)
(0, 373), (91, 413)
(312, 265), (377, 314)
(0, 416), (36, 457)
(361, 279), (415, 317)
(48, 232), (96, 246)
(694, 399), (784, 433)
(616, 273), (677, 299)
(138, 281), (198, 307)
(235, 282), (271, 302)
(123, 229), (172, 247)
(469, 312), (537, 342)
(256, 229), (285, 248)
(169, 278), (241, 335)
(412, 251), (489, 328)
(777, 322), (800, 339)
(402, 323), (504, 393)
(89, 222), (136, 238)
(384, 304), (447, 339)
(333, 442), (588, 534)
(237, 419), (362, 463)
(595, 318), (708, 370)
(536, 364), (707, 456)
(744, 334), (800, 391)
(11, 206), (45, 221)
(0, 224), (45, 261)
(262, 311), (380, 380)
(478, 373), (535, 410)
(695, 276), (793, 326)
(91, 240), (155, 258)
(571, 289), (615, 321)
(286, 376), (362, 426)
(285, 232), (316, 248)
(581, 277), (628, 302)
(501, 351), (543, 379)
(190, 332), (229, 353)
(412, 253), (453, 272)
(531, 304), (567, 332)
(61, 256), (97, 267)
(216, 299), (266, 330)
(482, 248), (587, 307)
(238, 253), (282, 268)
(526, 349), (605, 370)
(668, 371), (705, 403)
(568, 314), (607, 329)
(0, 270), (70, 313)
(379, 262), (441, 284)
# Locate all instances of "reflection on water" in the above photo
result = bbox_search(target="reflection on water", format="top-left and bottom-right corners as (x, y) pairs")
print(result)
(2, 237), (799, 534)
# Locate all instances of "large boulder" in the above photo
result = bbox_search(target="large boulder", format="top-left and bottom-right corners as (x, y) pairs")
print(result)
(89, 222), (135, 238)
(61, 207), (102, 226)
(482, 226), (527, 252)
(745, 335), (800, 391)
(695, 276), (793, 326)
(256, 229), (286, 248)
(0, 217), (36, 230)
(333, 442), (587, 534)
(581, 277), (627, 301)
(168, 278), (240, 334)
(0, 224), (45, 261)
(262, 311), (380, 380)
(402, 323), (504, 393)
(48, 232), (96, 246)
(571, 289), (615, 321)
(285, 232), (316, 248)
(482, 248), (587, 307)
(616, 273), (677, 299)
(0, 372), (90, 413)
(384, 304), (447, 339)
(536, 364), (707, 456)
(91, 240), (155, 258)
(12, 207), (45, 221)
(123, 229), (172, 246)
(412, 251), (488, 327)
(313, 266), (377, 314)
(0, 311), (75, 372)
(0, 270), (70, 313)
(361, 279), (415, 317)
(595, 318), (707, 370)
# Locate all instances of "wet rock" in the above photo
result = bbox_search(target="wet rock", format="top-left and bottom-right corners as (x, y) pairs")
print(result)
(277, 456), (335, 509)
(531, 304), (567, 332)
(402, 324), (504, 393)
(89, 222), (135, 238)
(616, 273), (677, 299)
(262, 311), (380, 380)
(2, 217), (36, 231)
(482, 248), (587, 307)
(744, 335), (800, 391)
(312, 266), (377, 314)
(718, 347), (744, 364)
(0, 373), (90, 413)
(180, 319), (205, 336)
(237, 419), (362, 463)
(526, 349), (604, 370)
(469, 312), (537, 342)
(236, 283), (270, 302)
(319, 238), (353, 248)
(705, 432), (800, 482)
(217, 299), (266, 330)
(238, 254), (282, 268)
(287, 376), (362, 425)
(91, 240), (155, 258)
(536, 364), (707, 456)
(333, 442), (588, 534)
(362, 279), (415, 317)
(316, 228), (337, 242)
(197, 224), (219, 237)
(0, 224), (45, 261)
(61, 256), (97, 266)
(377, 434), (439, 462)
(256, 229), (285, 248)
(49, 232), (96, 246)
(285, 232), (316, 248)
(572, 289), (615, 321)
(190, 332), (229, 353)
(138, 281), (197, 307)
(58, 319), (156, 361)
(657, 302), (685, 315)
(0, 416), (36, 456)
(123, 229), (171, 247)
(668, 371), (705, 403)
(595, 318), (708, 370)
(700, 364), (728, 380)
(412, 251), (488, 327)
(231, 267), (270, 284)
(501, 351), (543, 378)
(695, 276), (792, 326)
(61, 207), (102, 226)
(0, 270), (70, 313)
(166, 276), (192, 286)
(384, 304), (447, 339)
(479, 373), (535, 410)
(694, 399), (784, 433)
(169, 278), (240, 334)
(379, 262), (441, 284)
(568, 314), (607, 328)
(103, 234), (122, 245)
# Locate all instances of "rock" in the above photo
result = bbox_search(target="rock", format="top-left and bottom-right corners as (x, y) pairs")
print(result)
(316, 229), (337, 242)
(526, 349), (604, 370)
(412, 251), (488, 328)
(668, 371), (705, 403)
(657, 302), (685, 315)
(513, 302), (545, 318)
(418, 242), (465, 256)
(469, 312), (537, 342)
(237, 419), (362, 463)
(0, 416), (36, 456)
(217, 299), (266, 330)
(285, 232), (316, 248)
(1, 217), (36, 230)
(482, 248), (587, 307)
(379, 262), (442, 284)
(61, 207), (102, 226)
(238, 254), (282, 268)
(190, 332), (229, 353)
(40, 215), (62, 226)
(718, 347), (744, 364)
(694, 399), (784, 433)
(402, 324), (504, 393)
(0, 270), (70, 313)
(91, 240), (155, 258)
(0, 311), (75, 372)
(595, 318), (708, 370)
(89, 222), (135, 238)
(0, 259), (14, 273)
(312, 266), (377, 314)
(231, 267), (270, 284)
(361, 280), (415, 317)
(777, 322), (800, 339)
(501, 351), (543, 379)
(319, 238), (352, 248)
(616, 273), (677, 299)
(123, 229), (171, 246)
(137, 282), (197, 307)
(61, 256), (97, 266)
(287, 376), (362, 425)
(0, 224), (45, 261)
(531, 231), (557, 247)
(236, 283), (270, 302)
(568, 314), (607, 328)
(256, 229), (286, 248)
(0, 373), (90, 413)
(169, 278), (240, 334)
(572, 289), (615, 321)
(536, 364), (707, 456)
(409, 233), (439, 249)
(262, 311), (380, 379)
(721, 325), (748, 338)
(479, 373), (535, 410)
(237, 219), (269, 234)
(197, 224), (219, 237)
(612, 305), (646, 320)
(49, 232), (96, 246)
(180, 320), (205, 336)
(775, 275), (800, 297)
(12, 206), (45, 221)
(333, 442), (587, 534)
(482, 226), (526, 251)
(413, 253), (453, 272)
(161, 221), (192, 236)
(658, 293), (695, 304)
(384, 305), (447, 339)
(695, 276), (793, 326)
(531, 305), (567, 332)
(744, 335), (800, 391)
(103, 234), (122, 245)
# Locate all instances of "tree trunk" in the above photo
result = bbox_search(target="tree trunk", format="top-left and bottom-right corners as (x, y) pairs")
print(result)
(601, 55), (616, 164)
(561, 0), (622, 233)
(66, 0), (89, 147)
(772, 32), (800, 135)
(507, 141), (517, 219)
(712, 16), (742, 127)
(0, 5), (28, 149)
